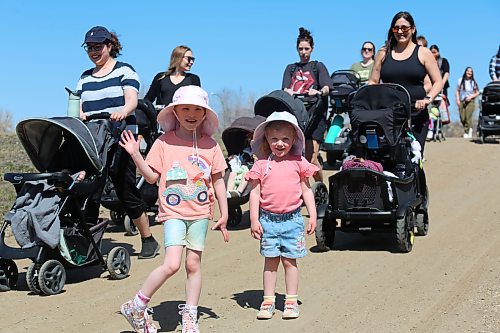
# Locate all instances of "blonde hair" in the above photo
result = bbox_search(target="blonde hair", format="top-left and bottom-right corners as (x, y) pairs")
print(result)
(258, 121), (296, 157)
(158, 45), (192, 80)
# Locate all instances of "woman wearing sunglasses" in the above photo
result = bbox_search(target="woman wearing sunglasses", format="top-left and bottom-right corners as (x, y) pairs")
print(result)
(369, 11), (443, 155)
(350, 41), (376, 85)
(145, 45), (200, 108)
(77, 26), (160, 259)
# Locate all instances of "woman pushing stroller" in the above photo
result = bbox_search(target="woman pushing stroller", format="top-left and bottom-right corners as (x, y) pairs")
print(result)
(282, 27), (332, 182)
(77, 26), (159, 259)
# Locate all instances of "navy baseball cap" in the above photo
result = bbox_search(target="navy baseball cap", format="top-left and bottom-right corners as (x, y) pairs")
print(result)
(82, 26), (112, 46)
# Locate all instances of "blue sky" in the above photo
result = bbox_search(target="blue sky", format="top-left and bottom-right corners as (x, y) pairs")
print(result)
(0, 1), (498, 125)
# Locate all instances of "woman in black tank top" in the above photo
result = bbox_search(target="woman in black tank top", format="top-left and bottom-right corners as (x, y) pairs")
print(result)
(368, 11), (443, 154)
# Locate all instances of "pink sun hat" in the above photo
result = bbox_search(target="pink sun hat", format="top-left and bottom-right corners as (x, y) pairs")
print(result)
(157, 85), (219, 136)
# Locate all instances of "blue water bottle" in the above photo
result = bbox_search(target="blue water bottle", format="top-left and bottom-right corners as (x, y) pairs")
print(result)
(325, 115), (344, 144)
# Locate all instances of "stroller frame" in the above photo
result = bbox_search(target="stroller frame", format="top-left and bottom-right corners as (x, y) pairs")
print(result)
(315, 84), (429, 253)
(0, 117), (131, 295)
(477, 81), (500, 143)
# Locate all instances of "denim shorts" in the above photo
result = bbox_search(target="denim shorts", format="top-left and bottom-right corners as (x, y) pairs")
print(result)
(259, 208), (306, 259)
(163, 218), (209, 251)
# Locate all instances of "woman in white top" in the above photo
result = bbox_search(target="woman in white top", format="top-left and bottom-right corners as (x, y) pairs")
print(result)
(455, 67), (480, 138)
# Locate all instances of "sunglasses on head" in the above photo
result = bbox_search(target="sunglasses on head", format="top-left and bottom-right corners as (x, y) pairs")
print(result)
(83, 44), (105, 52)
(184, 56), (196, 63)
(362, 47), (373, 52)
(392, 25), (412, 33)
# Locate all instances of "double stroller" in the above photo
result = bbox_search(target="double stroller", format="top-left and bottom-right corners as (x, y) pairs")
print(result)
(315, 84), (429, 253)
(222, 115), (266, 227)
(254, 90), (329, 208)
(100, 99), (160, 235)
(0, 116), (131, 294)
(477, 81), (500, 143)
(323, 70), (361, 165)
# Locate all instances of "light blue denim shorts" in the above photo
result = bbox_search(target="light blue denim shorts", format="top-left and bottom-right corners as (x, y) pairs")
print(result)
(259, 208), (306, 259)
(163, 218), (209, 251)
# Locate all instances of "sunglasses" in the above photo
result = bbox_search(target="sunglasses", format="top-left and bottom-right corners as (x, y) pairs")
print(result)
(184, 56), (196, 63)
(83, 44), (105, 52)
(362, 47), (374, 52)
(392, 25), (412, 33)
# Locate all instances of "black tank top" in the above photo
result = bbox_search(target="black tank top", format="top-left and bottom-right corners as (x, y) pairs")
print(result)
(380, 45), (426, 102)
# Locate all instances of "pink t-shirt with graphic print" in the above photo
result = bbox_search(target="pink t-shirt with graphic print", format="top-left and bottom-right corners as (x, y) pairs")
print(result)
(146, 131), (227, 222)
(245, 155), (319, 214)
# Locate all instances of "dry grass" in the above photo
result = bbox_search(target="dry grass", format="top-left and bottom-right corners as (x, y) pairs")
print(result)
(0, 133), (35, 222)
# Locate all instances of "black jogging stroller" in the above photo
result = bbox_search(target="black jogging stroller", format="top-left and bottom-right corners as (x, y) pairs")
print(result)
(477, 81), (500, 143)
(322, 70), (361, 165)
(100, 99), (160, 235)
(254, 90), (329, 209)
(0, 116), (131, 295)
(315, 84), (429, 253)
(222, 115), (266, 227)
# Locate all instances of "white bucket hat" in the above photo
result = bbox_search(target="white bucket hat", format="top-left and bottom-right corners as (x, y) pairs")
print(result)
(251, 111), (305, 158)
(157, 85), (219, 136)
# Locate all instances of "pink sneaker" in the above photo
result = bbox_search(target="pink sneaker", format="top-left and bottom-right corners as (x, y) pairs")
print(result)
(120, 300), (157, 333)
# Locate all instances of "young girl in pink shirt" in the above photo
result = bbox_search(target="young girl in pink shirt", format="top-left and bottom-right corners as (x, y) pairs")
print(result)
(245, 111), (318, 320)
(118, 85), (229, 333)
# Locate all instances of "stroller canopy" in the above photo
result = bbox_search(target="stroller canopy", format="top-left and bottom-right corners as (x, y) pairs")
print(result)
(349, 84), (411, 146)
(222, 115), (265, 156)
(254, 90), (309, 132)
(16, 117), (110, 173)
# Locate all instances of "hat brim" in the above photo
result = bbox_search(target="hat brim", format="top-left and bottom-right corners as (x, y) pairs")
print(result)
(157, 100), (219, 137)
(251, 113), (305, 159)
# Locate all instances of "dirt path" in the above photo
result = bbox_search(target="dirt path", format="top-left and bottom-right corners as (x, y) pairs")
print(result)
(1, 138), (499, 333)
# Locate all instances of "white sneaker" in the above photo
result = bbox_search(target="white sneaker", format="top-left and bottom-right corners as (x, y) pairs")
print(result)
(463, 133), (470, 139)
(468, 128), (473, 138)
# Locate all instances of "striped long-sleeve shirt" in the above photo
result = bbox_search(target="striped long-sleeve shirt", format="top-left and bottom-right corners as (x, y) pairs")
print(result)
(77, 61), (140, 116)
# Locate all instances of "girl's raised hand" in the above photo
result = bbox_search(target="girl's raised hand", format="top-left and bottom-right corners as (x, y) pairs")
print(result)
(119, 130), (141, 156)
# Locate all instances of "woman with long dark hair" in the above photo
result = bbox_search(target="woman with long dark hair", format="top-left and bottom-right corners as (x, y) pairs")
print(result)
(369, 11), (443, 155)
(456, 67), (480, 138)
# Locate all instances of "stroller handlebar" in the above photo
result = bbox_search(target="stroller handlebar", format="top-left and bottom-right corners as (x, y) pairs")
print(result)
(84, 112), (127, 132)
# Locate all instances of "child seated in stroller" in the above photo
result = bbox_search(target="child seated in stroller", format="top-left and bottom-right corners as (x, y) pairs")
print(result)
(226, 134), (254, 198)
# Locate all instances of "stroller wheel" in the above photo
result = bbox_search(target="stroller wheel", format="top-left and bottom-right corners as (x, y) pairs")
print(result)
(26, 263), (41, 294)
(311, 182), (328, 206)
(124, 216), (139, 236)
(228, 206), (243, 228)
(0, 259), (18, 291)
(110, 210), (125, 225)
(396, 208), (415, 253)
(315, 213), (335, 252)
(107, 246), (131, 280)
(415, 213), (429, 236)
(38, 259), (66, 295)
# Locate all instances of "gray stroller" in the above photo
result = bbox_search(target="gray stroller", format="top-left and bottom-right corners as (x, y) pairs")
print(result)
(0, 116), (131, 295)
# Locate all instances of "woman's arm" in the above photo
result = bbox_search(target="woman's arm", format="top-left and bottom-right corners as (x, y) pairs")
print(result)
(144, 74), (160, 103)
(111, 88), (138, 121)
(421, 48), (443, 100)
(368, 48), (387, 85)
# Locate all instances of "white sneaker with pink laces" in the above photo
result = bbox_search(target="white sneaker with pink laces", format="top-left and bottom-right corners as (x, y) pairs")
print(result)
(178, 304), (200, 333)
